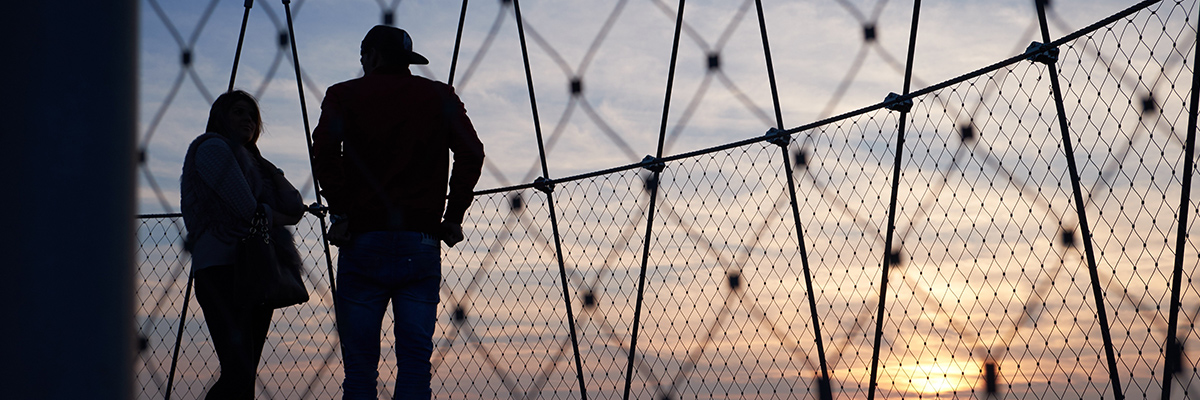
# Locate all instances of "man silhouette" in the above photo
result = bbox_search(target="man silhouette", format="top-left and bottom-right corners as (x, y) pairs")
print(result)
(312, 25), (485, 400)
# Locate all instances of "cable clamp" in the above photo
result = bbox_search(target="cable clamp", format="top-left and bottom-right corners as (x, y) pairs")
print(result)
(533, 177), (554, 194)
(640, 155), (665, 173)
(883, 92), (912, 113)
(764, 127), (791, 147)
(1024, 41), (1059, 65)
(306, 202), (327, 218)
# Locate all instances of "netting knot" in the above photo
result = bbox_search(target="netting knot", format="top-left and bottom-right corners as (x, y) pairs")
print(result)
(533, 177), (554, 194)
(764, 127), (791, 148)
(707, 52), (721, 70)
(383, 11), (395, 26)
(883, 92), (912, 113)
(278, 30), (290, 48)
(863, 24), (877, 42)
(1024, 42), (1059, 65)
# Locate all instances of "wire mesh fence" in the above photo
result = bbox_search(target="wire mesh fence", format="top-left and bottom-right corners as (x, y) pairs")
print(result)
(135, 0), (1200, 399)
(136, 215), (343, 399)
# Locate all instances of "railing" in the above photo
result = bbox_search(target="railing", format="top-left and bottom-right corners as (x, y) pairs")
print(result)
(135, 0), (1200, 398)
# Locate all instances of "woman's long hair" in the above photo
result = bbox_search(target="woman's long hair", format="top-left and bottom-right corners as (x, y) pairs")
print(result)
(205, 90), (263, 146)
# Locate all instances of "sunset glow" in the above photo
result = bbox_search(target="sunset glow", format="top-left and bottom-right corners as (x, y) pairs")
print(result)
(134, 0), (1200, 398)
(901, 363), (974, 395)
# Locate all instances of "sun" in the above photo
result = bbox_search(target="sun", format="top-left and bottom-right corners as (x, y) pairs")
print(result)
(903, 363), (974, 395)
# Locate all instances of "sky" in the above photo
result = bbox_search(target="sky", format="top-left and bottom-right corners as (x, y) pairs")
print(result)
(135, 1), (1198, 398)
(137, 0), (1140, 214)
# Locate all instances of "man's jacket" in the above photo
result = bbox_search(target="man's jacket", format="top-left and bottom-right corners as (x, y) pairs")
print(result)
(312, 65), (485, 235)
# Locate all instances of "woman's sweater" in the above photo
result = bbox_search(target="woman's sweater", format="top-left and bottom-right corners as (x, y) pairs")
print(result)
(181, 133), (304, 271)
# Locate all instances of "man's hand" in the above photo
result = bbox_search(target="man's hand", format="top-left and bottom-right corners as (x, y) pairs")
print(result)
(440, 220), (464, 247)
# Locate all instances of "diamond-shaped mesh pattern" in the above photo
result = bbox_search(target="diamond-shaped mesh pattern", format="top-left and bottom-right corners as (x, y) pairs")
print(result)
(136, 215), (343, 400)
(134, 0), (1200, 399)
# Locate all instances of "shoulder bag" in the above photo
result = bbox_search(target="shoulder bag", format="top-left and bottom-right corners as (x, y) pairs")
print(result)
(238, 204), (310, 308)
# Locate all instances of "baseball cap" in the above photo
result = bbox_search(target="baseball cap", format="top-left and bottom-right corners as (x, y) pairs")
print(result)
(362, 25), (430, 65)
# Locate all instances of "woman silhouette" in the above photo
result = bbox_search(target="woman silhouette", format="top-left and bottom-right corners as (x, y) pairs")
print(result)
(180, 90), (305, 399)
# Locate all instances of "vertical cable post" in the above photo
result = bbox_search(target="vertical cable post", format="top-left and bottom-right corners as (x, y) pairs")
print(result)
(867, 1), (921, 399)
(1160, 7), (1200, 399)
(163, 272), (195, 400)
(173, 1), (247, 396)
(448, 0), (469, 86)
(1031, 1), (1124, 398)
(753, 1), (831, 398)
(227, 0), (254, 92)
(282, 0), (338, 299)
(510, 0), (588, 398)
(624, 1), (685, 399)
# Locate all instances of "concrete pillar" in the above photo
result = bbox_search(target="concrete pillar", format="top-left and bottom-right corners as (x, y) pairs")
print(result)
(0, 1), (138, 398)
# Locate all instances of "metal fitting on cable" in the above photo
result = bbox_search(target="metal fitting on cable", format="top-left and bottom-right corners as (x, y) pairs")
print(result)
(533, 176), (555, 194)
(883, 92), (912, 113)
(509, 193), (524, 212)
(244, 0), (254, 8)
(817, 377), (833, 400)
(452, 304), (467, 325)
(306, 202), (327, 218)
(886, 250), (903, 268)
(640, 155), (665, 173)
(582, 290), (597, 309)
(985, 360), (999, 395)
(764, 127), (791, 148)
(793, 148), (809, 169)
(570, 78), (583, 96)
(1168, 337), (1185, 375)
(1024, 41), (1059, 65)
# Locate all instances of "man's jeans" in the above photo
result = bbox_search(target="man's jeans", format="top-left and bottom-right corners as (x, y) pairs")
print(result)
(337, 231), (440, 400)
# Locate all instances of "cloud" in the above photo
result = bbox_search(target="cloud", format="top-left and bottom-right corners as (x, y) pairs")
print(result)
(139, 0), (1139, 213)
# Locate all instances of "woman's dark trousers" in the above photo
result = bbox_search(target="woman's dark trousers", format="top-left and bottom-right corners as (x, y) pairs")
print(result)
(195, 264), (274, 400)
